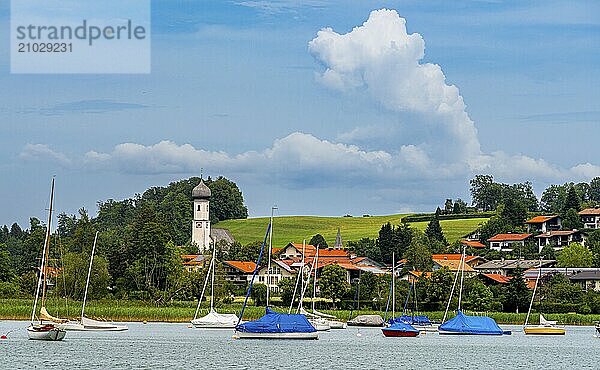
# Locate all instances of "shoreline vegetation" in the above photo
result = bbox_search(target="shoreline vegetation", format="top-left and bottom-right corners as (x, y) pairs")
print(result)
(3, 298), (599, 326)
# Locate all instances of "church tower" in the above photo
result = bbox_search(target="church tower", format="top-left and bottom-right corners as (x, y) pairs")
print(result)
(191, 178), (211, 252)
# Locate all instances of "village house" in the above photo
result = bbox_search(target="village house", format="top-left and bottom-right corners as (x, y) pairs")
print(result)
(487, 233), (533, 252)
(474, 259), (555, 277)
(523, 267), (600, 290)
(569, 270), (600, 292)
(524, 215), (562, 234)
(579, 208), (600, 229)
(222, 260), (256, 289)
(534, 230), (586, 252)
(181, 254), (209, 272)
(478, 273), (512, 286)
(255, 260), (295, 293)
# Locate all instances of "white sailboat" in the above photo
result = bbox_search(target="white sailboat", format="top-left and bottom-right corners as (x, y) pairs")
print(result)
(191, 237), (239, 329)
(27, 177), (67, 341)
(62, 231), (128, 331)
(523, 260), (565, 335)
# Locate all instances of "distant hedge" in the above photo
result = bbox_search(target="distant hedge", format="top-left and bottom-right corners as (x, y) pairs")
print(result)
(401, 212), (495, 223)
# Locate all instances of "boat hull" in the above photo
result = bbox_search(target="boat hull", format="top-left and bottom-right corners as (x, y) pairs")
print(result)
(308, 318), (330, 331)
(414, 324), (439, 332)
(524, 326), (566, 335)
(61, 318), (128, 331)
(27, 325), (66, 341)
(233, 331), (318, 340)
(191, 322), (237, 329)
(382, 328), (419, 337)
(438, 329), (503, 336)
(328, 321), (346, 329)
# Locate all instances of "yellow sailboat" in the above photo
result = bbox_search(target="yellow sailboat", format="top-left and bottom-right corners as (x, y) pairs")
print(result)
(523, 260), (565, 335)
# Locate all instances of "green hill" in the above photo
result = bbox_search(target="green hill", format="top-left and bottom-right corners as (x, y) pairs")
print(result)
(217, 214), (489, 247)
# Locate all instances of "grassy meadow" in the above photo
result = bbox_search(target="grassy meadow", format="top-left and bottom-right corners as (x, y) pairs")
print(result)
(217, 214), (489, 246)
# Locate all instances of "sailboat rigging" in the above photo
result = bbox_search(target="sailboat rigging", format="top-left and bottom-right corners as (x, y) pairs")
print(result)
(27, 177), (66, 341)
(438, 247), (509, 336)
(382, 252), (419, 337)
(191, 237), (239, 329)
(62, 231), (128, 331)
(233, 211), (318, 340)
(523, 259), (565, 335)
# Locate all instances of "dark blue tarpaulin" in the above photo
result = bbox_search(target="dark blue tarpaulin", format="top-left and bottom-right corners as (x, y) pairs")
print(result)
(439, 311), (503, 335)
(235, 308), (317, 333)
(392, 315), (432, 326)
(386, 321), (419, 333)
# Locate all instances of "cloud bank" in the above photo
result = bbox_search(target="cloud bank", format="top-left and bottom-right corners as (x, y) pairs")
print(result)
(18, 9), (600, 201)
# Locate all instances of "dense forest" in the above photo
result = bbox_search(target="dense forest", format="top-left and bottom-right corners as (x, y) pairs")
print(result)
(0, 176), (247, 302)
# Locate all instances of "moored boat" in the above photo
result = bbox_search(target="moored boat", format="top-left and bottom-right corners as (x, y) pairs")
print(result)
(233, 213), (318, 340)
(348, 314), (384, 327)
(27, 324), (66, 341)
(524, 315), (565, 335)
(27, 178), (67, 341)
(382, 321), (419, 337)
(523, 261), (565, 335)
(439, 248), (508, 336)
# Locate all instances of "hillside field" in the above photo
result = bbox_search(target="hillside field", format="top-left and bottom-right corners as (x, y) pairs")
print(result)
(217, 215), (489, 246)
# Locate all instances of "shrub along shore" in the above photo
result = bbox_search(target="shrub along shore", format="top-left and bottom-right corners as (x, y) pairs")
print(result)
(3, 298), (600, 325)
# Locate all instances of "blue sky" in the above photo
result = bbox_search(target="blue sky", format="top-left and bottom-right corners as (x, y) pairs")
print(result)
(1, 0), (599, 226)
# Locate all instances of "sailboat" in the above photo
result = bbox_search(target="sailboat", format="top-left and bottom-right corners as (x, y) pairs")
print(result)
(191, 237), (239, 329)
(233, 210), (318, 340)
(382, 252), (419, 337)
(523, 261), (565, 335)
(439, 248), (508, 336)
(62, 231), (128, 331)
(395, 282), (439, 332)
(27, 177), (67, 341)
(303, 246), (330, 331)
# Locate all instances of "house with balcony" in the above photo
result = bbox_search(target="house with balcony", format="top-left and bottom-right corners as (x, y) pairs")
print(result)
(524, 215), (561, 233)
(579, 208), (600, 229)
(534, 230), (586, 252)
(487, 233), (533, 252)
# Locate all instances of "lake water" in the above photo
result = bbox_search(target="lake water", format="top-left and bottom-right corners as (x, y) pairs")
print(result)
(1, 321), (599, 369)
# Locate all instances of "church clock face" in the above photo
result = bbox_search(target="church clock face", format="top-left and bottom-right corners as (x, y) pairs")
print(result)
(196, 222), (203, 228)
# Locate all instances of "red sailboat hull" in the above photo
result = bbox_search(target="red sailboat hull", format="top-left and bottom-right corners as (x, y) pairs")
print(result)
(382, 328), (419, 337)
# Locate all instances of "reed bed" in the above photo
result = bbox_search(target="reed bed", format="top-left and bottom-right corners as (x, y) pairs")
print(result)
(2, 299), (599, 325)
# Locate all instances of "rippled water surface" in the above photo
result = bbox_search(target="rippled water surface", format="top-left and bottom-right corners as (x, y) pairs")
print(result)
(1, 321), (600, 369)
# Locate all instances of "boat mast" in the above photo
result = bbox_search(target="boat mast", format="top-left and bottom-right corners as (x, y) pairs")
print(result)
(31, 177), (55, 324)
(443, 248), (463, 323)
(524, 258), (543, 329)
(41, 177), (55, 314)
(312, 245), (319, 312)
(288, 240), (305, 314)
(81, 231), (98, 322)
(457, 246), (466, 310)
(210, 236), (216, 311)
(266, 206), (277, 308)
(392, 252), (395, 319)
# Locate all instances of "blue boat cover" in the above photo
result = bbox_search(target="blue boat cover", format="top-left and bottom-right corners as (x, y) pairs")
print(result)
(235, 308), (317, 333)
(392, 315), (432, 326)
(439, 311), (503, 335)
(386, 321), (419, 333)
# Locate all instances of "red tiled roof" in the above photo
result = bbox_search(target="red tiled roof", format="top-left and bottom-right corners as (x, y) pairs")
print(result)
(525, 215), (559, 224)
(408, 271), (433, 279)
(460, 240), (486, 248)
(223, 260), (257, 273)
(534, 230), (580, 238)
(431, 254), (480, 262)
(482, 273), (511, 284)
(434, 259), (476, 272)
(579, 208), (600, 215)
(487, 233), (532, 242)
